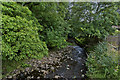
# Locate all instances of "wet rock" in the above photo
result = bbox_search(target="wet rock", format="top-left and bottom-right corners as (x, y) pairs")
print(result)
(33, 63), (38, 67)
(24, 72), (27, 75)
(56, 66), (60, 68)
(67, 65), (70, 67)
(67, 67), (70, 70)
(40, 64), (45, 68)
(37, 76), (40, 79)
(25, 67), (30, 72)
(31, 76), (34, 78)
(35, 68), (39, 71)
(81, 74), (85, 77)
(45, 64), (49, 68)
(27, 76), (31, 79)
(31, 69), (34, 72)
(54, 75), (60, 78)
(82, 64), (84, 65)
(20, 73), (24, 78)
(7, 75), (12, 79)
(49, 58), (52, 61)
(81, 69), (83, 72)
(12, 75), (16, 80)
(50, 67), (54, 70)
(38, 61), (41, 64)
(41, 70), (48, 74)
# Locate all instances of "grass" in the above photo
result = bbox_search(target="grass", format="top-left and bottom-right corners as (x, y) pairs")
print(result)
(86, 29), (120, 79)
(2, 59), (30, 78)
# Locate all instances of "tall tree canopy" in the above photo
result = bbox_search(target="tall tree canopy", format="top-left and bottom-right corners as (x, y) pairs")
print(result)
(69, 2), (120, 45)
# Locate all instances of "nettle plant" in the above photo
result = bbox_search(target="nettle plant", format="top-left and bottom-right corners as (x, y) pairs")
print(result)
(2, 2), (48, 61)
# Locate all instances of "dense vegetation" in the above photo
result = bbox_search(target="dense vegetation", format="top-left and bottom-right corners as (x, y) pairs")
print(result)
(2, 2), (48, 61)
(1, 2), (120, 79)
(70, 2), (120, 47)
(86, 42), (120, 78)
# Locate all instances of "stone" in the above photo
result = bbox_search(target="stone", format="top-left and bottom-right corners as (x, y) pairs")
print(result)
(51, 67), (54, 70)
(24, 72), (27, 75)
(82, 64), (84, 65)
(81, 69), (83, 72)
(41, 70), (48, 74)
(25, 67), (30, 72)
(56, 66), (59, 68)
(27, 76), (31, 79)
(67, 67), (70, 70)
(36, 68), (40, 71)
(12, 75), (16, 80)
(67, 65), (70, 67)
(49, 58), (52, 61)
(37, 77), (40, 79)
(33, 64), (38, 67)
(31, 69), (34, 72)
(7, 76), (12, 79)
(81, 74), (84, 77)
(38, 61), (41, 64)
(41, 64), (45, 68)
(54, 75), (60, 78)
(31, 76), (34, 78)
(45, 64), (49, 69)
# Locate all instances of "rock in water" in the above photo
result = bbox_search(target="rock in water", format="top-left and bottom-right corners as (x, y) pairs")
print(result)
(54, 75), (60, 78)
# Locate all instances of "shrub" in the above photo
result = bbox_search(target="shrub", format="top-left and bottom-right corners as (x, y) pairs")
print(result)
(86, 42), (119, 78)
(45, 28), (69, 49)
(2, 2), (48, 61)
(27, 3), (70, 49)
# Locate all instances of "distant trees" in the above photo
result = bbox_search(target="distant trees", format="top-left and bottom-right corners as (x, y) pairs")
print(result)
(69, 2), (120, 46)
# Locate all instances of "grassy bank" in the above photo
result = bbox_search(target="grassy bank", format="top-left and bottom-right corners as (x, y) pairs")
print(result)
(86, 30), (120, 79)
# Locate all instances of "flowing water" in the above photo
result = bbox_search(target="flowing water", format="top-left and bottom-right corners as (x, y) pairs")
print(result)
(16, 46), (87, 79)
(45, 46), (87, 78)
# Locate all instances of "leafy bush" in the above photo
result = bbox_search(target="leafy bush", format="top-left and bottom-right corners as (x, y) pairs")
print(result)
(86, 42), (119, 78)
(2, 2), (48, 61)
(45, 28), (69, 49)
(27, 3), (70, 49)
(21, 63), (31, 68)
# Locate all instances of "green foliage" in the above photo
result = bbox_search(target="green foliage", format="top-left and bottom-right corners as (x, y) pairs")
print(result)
(69, 2), (120, 45)
(27, 2), (70, 49)
(45, 28), (69, 49)
(21, 63), (31, 68)
(2, 2), (48, 61)
(86, 42), (119, 78)
(113, 29), (120, 35)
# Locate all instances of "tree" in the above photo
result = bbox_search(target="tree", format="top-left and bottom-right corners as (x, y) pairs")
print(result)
(69, 2), (120, 46)
(26, 2), (70, 49)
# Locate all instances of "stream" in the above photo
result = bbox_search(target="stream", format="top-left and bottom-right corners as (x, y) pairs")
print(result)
(46, 46), (87, 79)
(3, 46), (87, 80)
